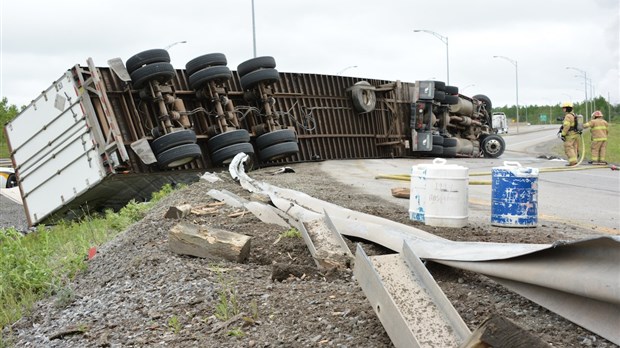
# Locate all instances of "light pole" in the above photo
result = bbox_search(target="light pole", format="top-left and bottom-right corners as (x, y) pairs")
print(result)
(494, 55), (519, 133)
(413, 29), (449, 84)
(336, 65), (358, 75)
(462, 84), (475, 91)
(566, 67), (588, 120)
(251, 0), (257, 57)
(164, 41), (187, 50)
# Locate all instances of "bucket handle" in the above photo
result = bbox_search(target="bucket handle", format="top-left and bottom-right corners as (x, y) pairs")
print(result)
(503, 161), (522, 168)
(432, 158), (447, 165)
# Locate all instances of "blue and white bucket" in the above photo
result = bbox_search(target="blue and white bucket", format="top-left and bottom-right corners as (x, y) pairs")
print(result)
(491, 161), (539, 227)
(409, 158), (469, 228)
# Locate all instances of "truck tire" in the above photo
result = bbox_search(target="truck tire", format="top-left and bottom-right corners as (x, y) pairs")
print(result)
(444, 95), (459, 105)
(125, 49), (170, 75)
(433, 91), (446, 102)
(429, 145), (443, 156)
(239, 68), (280, 90)
(432, 135), (444, 145)
(443, 137), (458, 147)
(185, 53), (227, 76)
(5, 174), (17, 188)
(443, 146), (457, 158)
(188, 66), (232, 90)
(211, 142), (255, 165)
(433, 81), (446, 91)
(473, 94), (493, 111)
(256, 129), (297, 150)
(444, 85), (459, 95)
(351, 81), (376, 113)
(207, 129), (251, 152)
(151, 130), (197, 155)
(130, 63), (176, 89)
(481, 134), (505, 158)
(156, 143), (202, 168)
(237, 56), (276, 77)
(259, 141), (300, 162)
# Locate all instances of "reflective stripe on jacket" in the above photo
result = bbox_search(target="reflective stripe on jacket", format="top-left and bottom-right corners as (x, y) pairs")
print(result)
(583, 118), (608, 142)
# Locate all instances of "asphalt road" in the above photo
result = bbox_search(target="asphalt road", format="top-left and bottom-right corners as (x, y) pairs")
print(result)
(321, 125), (620, 234)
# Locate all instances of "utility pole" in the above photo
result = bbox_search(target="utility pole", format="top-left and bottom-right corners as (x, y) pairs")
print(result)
(566, 67), (588, 121)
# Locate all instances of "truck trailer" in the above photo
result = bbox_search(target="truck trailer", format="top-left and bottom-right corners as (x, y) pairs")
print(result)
(4, 49), (505, 226)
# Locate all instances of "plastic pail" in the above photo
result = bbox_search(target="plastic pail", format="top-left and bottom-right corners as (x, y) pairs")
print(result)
(409, 158), (469, 228)
(491, 161), (539, 227)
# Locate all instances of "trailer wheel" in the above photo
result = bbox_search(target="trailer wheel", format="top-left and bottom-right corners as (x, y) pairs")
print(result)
(256, 129), (297, 150)
(156, 143), (202, 168)
(430, 145), (444, 156)
(433, 91), (446, 102)
(444, 95), (459, 105)
(151, 130), (197, 155)
(125, 49), (170, 75)
(443, 137), (458, 147)
(444, 85), (459, 95)
(443, 146), (457, 158)
(188, 66), (232, 90)
(473, 94), (493, 111)
(5, 174), (17, 188)
(185, 53), (227, 76)
(239, 68), (280, 90)
(259, 141), (300, 162)
(211, 142), (255, 165)
(130, 63), (176, 89)
(208, 129), (251, 152)
(432, 135), (444, 145)
(481, 134), (505, 158)
(237, 56), (276, 77)
(351, 81), (376, 113)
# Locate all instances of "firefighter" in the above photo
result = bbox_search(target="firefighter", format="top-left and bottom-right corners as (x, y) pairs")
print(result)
(584, 110), (609, 165)
(560, 101), (580, 166)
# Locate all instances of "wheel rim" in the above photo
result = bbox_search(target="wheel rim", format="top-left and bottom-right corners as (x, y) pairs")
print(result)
(484, 138), (502, 155)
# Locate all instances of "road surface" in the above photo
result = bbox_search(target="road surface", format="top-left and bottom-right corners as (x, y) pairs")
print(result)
(320, 125), (620, 234)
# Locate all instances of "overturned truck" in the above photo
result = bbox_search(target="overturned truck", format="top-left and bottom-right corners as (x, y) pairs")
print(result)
(4, 49), (504, 226)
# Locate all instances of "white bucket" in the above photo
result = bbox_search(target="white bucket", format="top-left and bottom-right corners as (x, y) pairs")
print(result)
(409, 158), (469, 228)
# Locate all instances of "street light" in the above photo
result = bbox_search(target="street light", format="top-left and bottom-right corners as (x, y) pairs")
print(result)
(493, 55), (519, 133)
(164, 41), (187, 50)
(336, 65), (358, 75)
(462, 84), (475, 91)
(251, 0), (257, 57)
(566, 67), (588, 120)
(413, 29), (449, 84)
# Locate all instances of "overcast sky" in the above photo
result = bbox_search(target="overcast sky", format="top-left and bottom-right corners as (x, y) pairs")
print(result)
(1, 0), (618, 111)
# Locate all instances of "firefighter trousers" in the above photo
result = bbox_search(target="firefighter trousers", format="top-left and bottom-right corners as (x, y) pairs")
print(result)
(564, 136), (579, 164)
(591, 141), (607, 162)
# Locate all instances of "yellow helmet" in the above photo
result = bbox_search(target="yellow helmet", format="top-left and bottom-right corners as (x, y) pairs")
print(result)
(591, 110), (603, 118)
(561, 101), (573, 108)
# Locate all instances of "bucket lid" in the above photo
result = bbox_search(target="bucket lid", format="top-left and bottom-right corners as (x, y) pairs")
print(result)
(413, 158), (468, 171)
(493, 161), (539, 176)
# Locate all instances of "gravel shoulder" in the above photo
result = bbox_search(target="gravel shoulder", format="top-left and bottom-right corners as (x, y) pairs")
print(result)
(1, 161), (615, 347)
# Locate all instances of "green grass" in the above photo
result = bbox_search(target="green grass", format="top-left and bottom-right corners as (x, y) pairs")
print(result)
(0, 184), (177, 342)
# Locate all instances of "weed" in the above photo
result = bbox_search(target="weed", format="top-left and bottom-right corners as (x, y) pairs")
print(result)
(168, 316), (181, 334)
(53, 286), (75, 308)
(227, 327), (245, 337)
(279, 227), (301, 239)
(214, 273), (240, 321)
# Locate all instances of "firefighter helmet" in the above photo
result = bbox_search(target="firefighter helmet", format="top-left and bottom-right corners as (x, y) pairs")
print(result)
(561, 101), (573, 108)
(591, 110), (603, 118)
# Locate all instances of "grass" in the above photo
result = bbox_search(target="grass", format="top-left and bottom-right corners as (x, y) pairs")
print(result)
(278, 228), (301, 239)
(0, 184), (177, 343)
